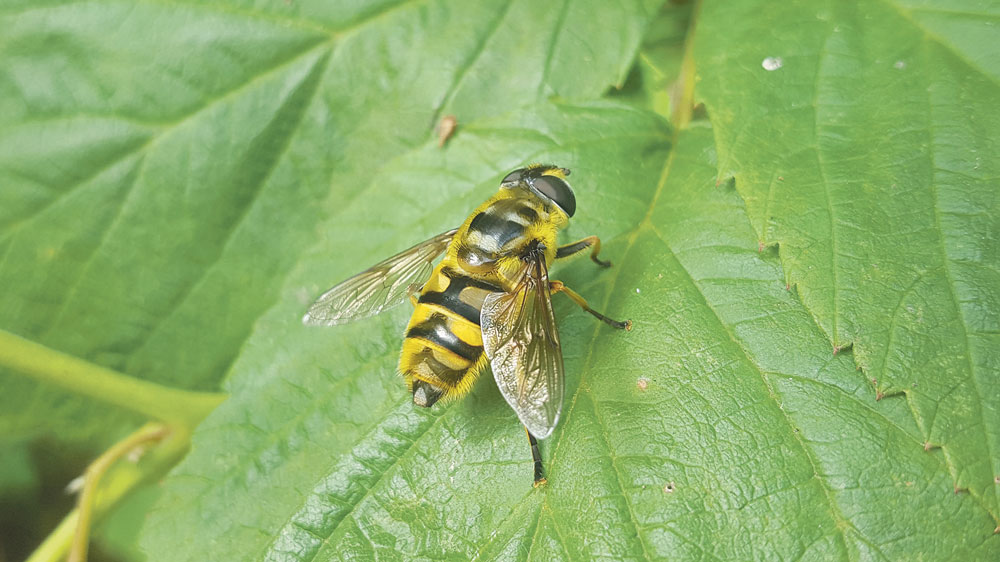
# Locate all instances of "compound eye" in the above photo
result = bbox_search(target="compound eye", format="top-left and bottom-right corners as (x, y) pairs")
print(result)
(501, 168), (526, 185)
(531, 175), (577, 217)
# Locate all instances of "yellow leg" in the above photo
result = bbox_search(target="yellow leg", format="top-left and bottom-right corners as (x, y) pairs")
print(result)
(549, 281), (631, 330)
(556, 235), (611, 267)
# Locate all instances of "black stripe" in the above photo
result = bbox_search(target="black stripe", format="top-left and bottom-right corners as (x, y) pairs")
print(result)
(441, 268), (502, 292)
(468, 211), (526, 248)
(418, 270), (500, 325)
(406, 314), (481, 361)
(419, 290), (481, 324)
(514, 205), (539, 223)
(493, 197), (540, 224)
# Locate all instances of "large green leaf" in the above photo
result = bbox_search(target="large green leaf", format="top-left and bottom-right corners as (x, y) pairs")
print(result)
(694, 0), (1000, 522)
(0, 0), (659, 439)
(141, 99), (673, 561)
(0, 0), (659, 556)
(142, 112), (998, 558)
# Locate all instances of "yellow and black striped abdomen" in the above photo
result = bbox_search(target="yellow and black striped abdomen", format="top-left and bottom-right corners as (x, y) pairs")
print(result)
(400, 189), (563, 407)
(400, 266), (497, 407)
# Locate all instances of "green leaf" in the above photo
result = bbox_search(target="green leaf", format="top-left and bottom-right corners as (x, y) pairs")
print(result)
(143, 110), (999, 559)
(0, 0), (661, 554)
(142, 99), (673, 561)
(693, 0), (1000, 522)
(0, 0), (659, 440)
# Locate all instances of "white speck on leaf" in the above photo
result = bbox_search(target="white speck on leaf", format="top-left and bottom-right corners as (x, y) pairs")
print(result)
(635, 288), (641, 294)
(762, 57), (783, 71)
(894, 60), (906, 69)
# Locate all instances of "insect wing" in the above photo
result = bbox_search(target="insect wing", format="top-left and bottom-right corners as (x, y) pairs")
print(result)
(303, 229), (457, 326)
(481, 256), (564, 439)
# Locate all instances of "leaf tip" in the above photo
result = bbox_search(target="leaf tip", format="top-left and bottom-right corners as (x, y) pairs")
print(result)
(833, 342), (853, 356)
(715, 174), (736, 189)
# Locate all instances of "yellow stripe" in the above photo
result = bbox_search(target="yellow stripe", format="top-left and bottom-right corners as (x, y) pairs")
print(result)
(410, 303), (484, 347)
(400, 338), (474, 370)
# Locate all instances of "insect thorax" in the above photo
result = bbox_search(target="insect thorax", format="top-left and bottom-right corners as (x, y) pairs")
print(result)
(455, 191), (560, 276)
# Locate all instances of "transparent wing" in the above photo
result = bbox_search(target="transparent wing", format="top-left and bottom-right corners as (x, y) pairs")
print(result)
(302, 229), (457, 326)
(481, 254), (564, 439)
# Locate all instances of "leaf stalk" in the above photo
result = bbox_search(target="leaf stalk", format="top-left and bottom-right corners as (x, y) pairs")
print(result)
(0, 328), (226, 426)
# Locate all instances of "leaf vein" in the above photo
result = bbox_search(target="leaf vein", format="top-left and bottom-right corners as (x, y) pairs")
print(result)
(299, 406), (456, 561)
(880, 0), (1000, 88)
(584, 391), (656, 560)
(813, 24), (841, 349)
(646, 222), (879, 561)
(429, 0), (515, 126)
(536, 0), (571, 98)
(123, 49), (332, 365)
(0, 132), (154, 242)
(924, 78), (999, 515)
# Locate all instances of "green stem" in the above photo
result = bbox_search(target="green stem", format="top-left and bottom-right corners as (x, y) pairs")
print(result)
(672, 0), (701, 130)
(0, 328), (226, 426)
(68, 422), (171, 562)
(26, 424), (194, 562)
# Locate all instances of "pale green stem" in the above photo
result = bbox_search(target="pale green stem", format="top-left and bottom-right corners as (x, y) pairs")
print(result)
(0, 328), (225, 425)
(0, 327), (227, 561)
(26, 425), (193, 562)
(68, 422), (171, 562)
(672, 0), (700, 130)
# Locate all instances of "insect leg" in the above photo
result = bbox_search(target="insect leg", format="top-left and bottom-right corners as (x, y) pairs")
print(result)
(549, 281), (632, 330)
(526, 427), (546, 486)
(555, 235), (611, 267)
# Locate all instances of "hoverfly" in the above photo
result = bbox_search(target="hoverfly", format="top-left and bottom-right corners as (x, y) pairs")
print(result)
(303, 165), (630, 484)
